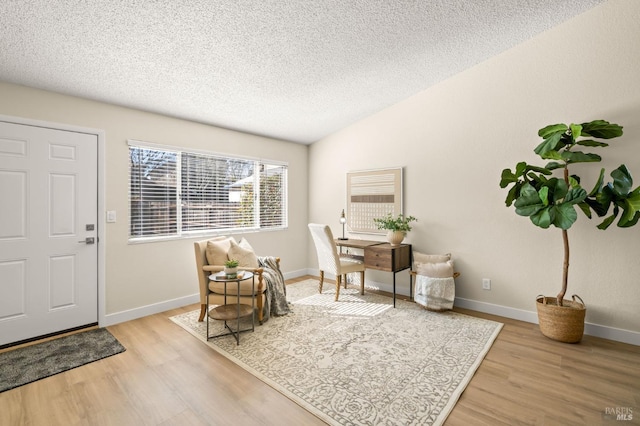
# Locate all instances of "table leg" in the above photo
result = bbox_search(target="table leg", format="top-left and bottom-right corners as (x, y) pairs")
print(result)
(409, 270), (413, 301)
(235, 281), (241, 345)
(251, 275), (255, 332)
(393, 272), (396, 308)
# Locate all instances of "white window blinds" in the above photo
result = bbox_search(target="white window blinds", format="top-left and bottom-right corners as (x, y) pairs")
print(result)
(129, 147), (178, 238)
(128, 142), (287, 241)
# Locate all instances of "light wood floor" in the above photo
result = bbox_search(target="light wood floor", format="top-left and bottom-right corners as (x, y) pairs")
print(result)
(1, 276), (638, 425)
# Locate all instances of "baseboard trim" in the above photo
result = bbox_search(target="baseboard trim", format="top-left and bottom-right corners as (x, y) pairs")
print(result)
(103, 294), (200, 327)
(283, 269), (311, 280)
(454, 297), (538, 324)
(455, 297), (640, 346)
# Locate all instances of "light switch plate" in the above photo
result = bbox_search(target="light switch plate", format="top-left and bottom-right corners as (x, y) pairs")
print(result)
(106, 210), (117, 223)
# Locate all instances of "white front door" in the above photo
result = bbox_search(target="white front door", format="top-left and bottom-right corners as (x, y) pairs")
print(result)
(0, 121), (98, 346)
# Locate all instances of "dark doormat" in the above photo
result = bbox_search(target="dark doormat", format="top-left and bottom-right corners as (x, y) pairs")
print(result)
(0, 328), (125, 393)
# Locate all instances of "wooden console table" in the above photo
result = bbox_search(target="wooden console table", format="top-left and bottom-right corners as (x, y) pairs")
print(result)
(335, 239), (412, 307)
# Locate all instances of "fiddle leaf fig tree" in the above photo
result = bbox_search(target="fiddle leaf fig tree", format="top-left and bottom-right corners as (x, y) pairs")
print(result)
(500, 120), (640, 305)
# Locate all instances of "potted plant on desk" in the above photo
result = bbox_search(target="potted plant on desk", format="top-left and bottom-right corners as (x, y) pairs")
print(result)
(373, 213), (417, 246)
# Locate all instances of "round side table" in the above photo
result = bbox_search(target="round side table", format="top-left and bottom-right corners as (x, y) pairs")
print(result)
(207, 271), (255, 345)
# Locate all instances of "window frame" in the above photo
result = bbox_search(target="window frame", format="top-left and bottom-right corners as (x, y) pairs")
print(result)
(127, 140), (288, 243)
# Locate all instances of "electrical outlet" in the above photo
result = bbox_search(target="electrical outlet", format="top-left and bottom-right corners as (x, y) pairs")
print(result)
(482, 278), (491, 290)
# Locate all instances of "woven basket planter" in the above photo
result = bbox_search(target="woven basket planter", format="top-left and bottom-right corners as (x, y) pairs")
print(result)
(536, 295), (586, 343)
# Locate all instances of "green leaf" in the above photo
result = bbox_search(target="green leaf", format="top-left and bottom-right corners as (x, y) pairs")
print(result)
(500, 162), (534, 189)
(544, 161), (565, 170)
(617, 189), (640, 226)
(504, 182), (521, 207)
(538, 186), (549, 206)
(621, 211), (640, 227)
(514, 183), (544, 216)
(577, 202), (592, 219)
(568, 176), (580, 188)
(587, 168), (605, 197)
(564, 187), (587, 205)
(499, 168), (517, 188)
(515, 161), (527, 177)
(618, 198), (639, 227)
(526, 164), (553, 175)
(534, 133), (563, 157)
(611, 165), (633, 196)
(561, 151), (602, 164)
(541, 150), (563, 161)
(571, 174), (582, 185)
(538, 123), (568, 139)
(531, 207), (553, 228)
(597, 214), (617, 230)
(569, 123), (582, 139)
(552, 203), (578, 230)
(580, 120), (623, 139)
(630, 186), (640, 201)
(586, 190), (612, 217)
(576, 139), (609, 148)
(547, 178), (568, 202)
(618, 209), (640, 227)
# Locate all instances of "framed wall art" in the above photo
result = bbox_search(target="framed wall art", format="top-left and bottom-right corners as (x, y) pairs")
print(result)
(346, 167), (403, 234)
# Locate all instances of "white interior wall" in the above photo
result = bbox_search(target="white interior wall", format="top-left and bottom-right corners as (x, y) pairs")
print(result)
(0, 82), (310, 319)
(309, 0), (640, 335)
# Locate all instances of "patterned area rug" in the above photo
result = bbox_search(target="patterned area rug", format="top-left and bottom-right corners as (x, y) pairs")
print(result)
(170, 279), (502, 425)
(0, 328), (125, 393)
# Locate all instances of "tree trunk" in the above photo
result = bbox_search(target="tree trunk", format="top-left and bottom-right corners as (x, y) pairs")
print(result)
(557, 166), (571, 306)
(557, 228), (569, 306)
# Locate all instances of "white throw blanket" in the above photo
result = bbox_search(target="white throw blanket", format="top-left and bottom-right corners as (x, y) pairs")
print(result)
(414, 275), (455, 311)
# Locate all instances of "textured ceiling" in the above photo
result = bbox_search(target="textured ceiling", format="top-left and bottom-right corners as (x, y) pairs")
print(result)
(0, 1), (604, 144)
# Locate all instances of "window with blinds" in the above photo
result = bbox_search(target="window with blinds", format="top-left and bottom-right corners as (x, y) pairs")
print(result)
(128, 142), (288, 241)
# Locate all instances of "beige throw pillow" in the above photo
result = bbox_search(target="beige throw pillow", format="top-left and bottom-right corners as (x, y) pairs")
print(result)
(416, 260), (454, 278)
(413, 252), (451, 265)
(205, 237), (233, 266)
(413, 251), (454, 278)
(228, 238), (259, 268)
(238, 237), (255, 252)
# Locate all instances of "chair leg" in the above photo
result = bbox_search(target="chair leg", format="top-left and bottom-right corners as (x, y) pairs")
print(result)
(343, 274), (347, 289)
(318, 270), (324, 293)
(360, 270), (365, 295)
(256, 294), (264, 325)
(335, 275), (341, 301)
(198, 304), (206, 322)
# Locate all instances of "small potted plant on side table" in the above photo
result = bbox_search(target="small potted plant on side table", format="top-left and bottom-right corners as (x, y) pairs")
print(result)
(224, 259), (239, 278)
(373, 213), (417, 246)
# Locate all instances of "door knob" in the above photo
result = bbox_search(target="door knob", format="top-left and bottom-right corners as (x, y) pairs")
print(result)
(78, 237), (95, 244)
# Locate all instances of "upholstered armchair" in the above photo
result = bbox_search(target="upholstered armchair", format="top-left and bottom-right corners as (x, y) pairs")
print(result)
(194, 237), (279, 324)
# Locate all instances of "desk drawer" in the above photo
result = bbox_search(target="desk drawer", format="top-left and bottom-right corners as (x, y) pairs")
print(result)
(364, 244), (411, 272)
